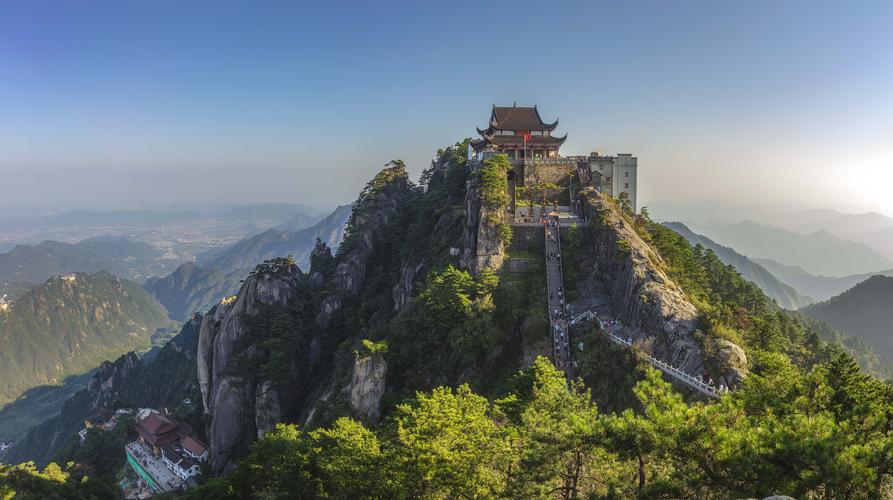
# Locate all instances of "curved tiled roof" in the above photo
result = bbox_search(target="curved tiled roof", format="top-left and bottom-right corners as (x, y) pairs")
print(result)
(479, 104), (559, 133)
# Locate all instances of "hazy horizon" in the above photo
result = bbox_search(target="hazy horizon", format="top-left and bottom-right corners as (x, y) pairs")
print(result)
(2, 1), (892, 216)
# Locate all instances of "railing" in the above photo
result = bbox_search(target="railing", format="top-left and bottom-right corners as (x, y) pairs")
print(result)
(572, 314), (722, 399)
(600, 322), (720, 399)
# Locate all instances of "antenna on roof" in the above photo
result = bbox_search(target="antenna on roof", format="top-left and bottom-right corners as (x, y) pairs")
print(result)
(513, 101), (517, 107)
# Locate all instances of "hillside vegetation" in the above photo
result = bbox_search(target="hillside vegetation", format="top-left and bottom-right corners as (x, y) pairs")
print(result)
(182, 147), (893, 498)
(6, 146), (893, 498)
(4, 317), (203, 467)
(663, 221), (812, 309)
(0, 272), (171, 409)
(804, 275), (893, 366)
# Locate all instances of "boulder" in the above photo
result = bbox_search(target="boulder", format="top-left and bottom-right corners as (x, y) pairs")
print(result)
(348, 351), (388, 425)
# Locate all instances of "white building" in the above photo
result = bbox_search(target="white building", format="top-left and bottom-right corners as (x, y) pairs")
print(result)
(587, 152), (638, 212)
(161, 445), (201, 481)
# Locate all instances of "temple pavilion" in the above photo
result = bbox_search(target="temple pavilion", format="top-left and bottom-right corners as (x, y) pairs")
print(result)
(467, 103), (639, 211)
(470, 104), (567, 160)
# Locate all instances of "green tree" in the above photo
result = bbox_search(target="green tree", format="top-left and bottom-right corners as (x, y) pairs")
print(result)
(479, 154), (511, 210)
(310, 418), (383, 498)
(499, 357), (604, 498)
(388, 384), (511, 498)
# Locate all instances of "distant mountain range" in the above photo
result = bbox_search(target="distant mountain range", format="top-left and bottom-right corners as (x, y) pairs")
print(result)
(755, 258), (893, 302)
(0, 272), (171, 409)
(212, 203), (324, 228)
(652, 202), (893, 260)
(144, 262), (243, 322)
(143, 204), (351, 321)
(0, 236), (179, 297)
(661, 222), (813, 309)
(689, 220), (893, 277)
(803, 275), (893, 366)
(0, 203), (344, 452)
(199, 204), (352, 273)
(0, 203), (323, 231)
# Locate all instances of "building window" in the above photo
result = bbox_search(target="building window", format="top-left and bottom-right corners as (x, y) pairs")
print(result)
(625, 171), (629, 177)
(625, 183), (629, 189)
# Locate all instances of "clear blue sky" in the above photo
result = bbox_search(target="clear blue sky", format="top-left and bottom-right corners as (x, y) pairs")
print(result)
(1, 1), (892, 214)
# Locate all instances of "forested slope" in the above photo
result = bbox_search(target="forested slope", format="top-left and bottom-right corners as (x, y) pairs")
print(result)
(0, 272), (171, 407)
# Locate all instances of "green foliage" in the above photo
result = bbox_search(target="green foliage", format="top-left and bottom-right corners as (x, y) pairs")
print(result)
(616, 191), (632, 213)
(248, 256), (296, 278)
(359, 338), (388, 356)
(616, 238), (631, 256)
(0, 271), (171, 408)
(516, 180), (560, 205)
(492, 217), (513, 245)
(227, 286), (317, 392)
(339, 160), (410, 257)
(478, 154), (511, 210)
(57, 428), (125, 485)
(0, 460), (116, 500)
(390, 385), (510, 497)
(415, 265), (501, 366)
(185, 349), (893, 498)
(560, 223), (587, 301)
(7, 317), (204, 467)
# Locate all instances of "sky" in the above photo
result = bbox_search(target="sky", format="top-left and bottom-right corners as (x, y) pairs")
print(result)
(1, 1), (892, 215)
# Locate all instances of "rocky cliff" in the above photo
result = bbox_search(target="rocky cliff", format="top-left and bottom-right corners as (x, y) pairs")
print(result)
(347, 350), (387, 425)
(198, 162), (415, 474)
(579, 188), (747, 388)
(197, 265), (304, 474)
(462, 166), (506, 275)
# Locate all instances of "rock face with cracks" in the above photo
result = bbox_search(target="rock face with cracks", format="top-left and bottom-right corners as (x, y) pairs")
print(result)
(579, 188), (747, 388)
(347, 351), (388, 425)
(197, 267), (302, 474)
(199, 165), (414, 475)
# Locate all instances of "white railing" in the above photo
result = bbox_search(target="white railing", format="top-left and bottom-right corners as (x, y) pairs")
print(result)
(577, 315), (721, 399)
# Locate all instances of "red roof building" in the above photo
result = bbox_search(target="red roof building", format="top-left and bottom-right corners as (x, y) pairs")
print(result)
(135, 412), (179, 453)
(181, 435), (208, 462)
(471, 104), (567, 159)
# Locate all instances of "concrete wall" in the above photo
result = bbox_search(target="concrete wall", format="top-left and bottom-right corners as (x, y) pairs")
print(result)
(589, 157), (615, 197)
(525, 162), (574, 185)
(613, 154), (637, 212)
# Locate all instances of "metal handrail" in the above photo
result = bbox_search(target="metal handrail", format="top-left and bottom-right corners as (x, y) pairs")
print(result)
(576, 315), (721, 399)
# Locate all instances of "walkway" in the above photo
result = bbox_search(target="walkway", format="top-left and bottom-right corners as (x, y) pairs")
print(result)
(545, 220), (572, 374)
(125, 441), (185, 493)
(512, 206), (587, 227)
(568, 311), (722, 399)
